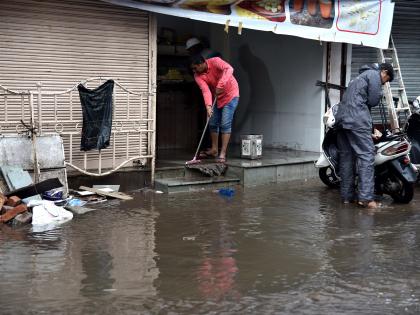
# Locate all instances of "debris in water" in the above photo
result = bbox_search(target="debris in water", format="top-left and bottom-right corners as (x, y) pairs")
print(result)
(218, 188), (235, 197)
(103, 288), (117, 292)
(182, 236), (196, 241)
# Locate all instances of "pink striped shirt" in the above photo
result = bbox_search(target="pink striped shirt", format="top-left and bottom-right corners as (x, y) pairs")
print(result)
(194, 57), (239, 109)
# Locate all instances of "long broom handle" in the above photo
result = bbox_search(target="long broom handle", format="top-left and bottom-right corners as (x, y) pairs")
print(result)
(193, 97), (217, 159)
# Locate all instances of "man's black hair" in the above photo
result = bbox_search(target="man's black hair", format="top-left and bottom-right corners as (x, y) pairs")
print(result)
(380, 62), (394, 82)
(190, 54), (205, 66)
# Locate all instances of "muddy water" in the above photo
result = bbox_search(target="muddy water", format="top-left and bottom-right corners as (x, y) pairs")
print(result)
(1, 180), (420, 314)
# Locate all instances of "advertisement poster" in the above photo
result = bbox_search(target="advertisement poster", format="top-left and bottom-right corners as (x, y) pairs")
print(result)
(104, 0), (394, 49)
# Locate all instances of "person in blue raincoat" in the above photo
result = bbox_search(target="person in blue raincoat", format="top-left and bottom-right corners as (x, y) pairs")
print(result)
(335, 63), (394, 209)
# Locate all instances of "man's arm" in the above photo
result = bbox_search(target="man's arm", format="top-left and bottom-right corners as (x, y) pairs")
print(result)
(213, 57), (233, 91)
(195, 75), (212, 107)
(366, 71), (382, 108)
(195, 75), (214, 117)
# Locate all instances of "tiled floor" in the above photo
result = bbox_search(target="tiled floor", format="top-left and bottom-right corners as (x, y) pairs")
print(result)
(156, 146), (320, 169)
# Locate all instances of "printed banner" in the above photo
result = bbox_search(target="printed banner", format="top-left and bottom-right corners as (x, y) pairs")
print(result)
(104, 0), (394, 49)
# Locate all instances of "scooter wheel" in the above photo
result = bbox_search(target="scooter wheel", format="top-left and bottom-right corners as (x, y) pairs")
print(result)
(319, 167), (340, 188)
(391, 182), (414, 204)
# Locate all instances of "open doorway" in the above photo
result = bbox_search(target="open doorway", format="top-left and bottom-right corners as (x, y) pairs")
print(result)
(155, 16), (211, 165)
(155, 14), (327, 169)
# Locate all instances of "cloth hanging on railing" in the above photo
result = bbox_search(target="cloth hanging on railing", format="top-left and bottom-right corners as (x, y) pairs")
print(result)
(78, 80), (114, 151)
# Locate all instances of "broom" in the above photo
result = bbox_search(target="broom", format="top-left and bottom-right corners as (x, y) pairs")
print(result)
(185, 97), (217, 165)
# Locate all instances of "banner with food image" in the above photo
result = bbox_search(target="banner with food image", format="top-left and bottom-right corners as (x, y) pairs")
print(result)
(103, 0), (394, 49)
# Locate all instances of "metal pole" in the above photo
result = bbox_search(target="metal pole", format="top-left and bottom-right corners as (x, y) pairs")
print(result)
(149, 14), (157, 187)
(30, 91), (41, 183)
(36, 82), (42, 135)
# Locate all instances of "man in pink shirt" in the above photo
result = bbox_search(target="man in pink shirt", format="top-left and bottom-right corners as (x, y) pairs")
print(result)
(191, 55), (240, 163)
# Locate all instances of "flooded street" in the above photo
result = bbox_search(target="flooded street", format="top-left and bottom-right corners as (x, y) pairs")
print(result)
(1, 180), (420, 314)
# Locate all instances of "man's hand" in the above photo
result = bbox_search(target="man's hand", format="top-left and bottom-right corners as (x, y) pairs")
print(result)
(216, 88), (223, 96)
(372, 128), (382, 140)
(206, 105), (213, 118)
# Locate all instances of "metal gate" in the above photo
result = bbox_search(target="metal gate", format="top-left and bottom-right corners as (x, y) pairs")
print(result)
(0, 78), (156, 181)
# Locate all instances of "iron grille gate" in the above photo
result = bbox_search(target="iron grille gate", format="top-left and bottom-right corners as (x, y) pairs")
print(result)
(0, 77), (156, 182)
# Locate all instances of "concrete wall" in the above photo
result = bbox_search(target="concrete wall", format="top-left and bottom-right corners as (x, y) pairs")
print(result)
(211, 26), (325, 152)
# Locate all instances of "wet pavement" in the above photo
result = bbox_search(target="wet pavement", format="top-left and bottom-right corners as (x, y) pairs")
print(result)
(1, 179), (420, 314)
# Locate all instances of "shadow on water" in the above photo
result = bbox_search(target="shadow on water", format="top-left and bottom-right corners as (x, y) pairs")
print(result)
(1, 180), (420, 313)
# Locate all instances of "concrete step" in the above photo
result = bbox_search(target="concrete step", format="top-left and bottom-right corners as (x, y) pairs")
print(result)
(155, 176), (240, 193)
(156, 165), (223, 180)
(227, 160), (318, 187)
(155, 166), (185, 179)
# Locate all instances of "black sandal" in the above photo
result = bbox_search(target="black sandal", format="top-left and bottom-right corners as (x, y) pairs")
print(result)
(198, 150), (217, 159)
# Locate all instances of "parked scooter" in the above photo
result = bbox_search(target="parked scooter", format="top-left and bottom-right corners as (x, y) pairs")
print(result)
(316, 127), (417, 203)
(405, 96), (420, 173)
(315, 82), (418, 204)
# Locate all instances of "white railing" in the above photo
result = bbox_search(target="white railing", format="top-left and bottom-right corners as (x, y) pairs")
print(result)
(0, 78), (155, 182)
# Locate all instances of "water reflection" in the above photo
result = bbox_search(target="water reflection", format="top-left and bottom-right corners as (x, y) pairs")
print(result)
(80, 247), (115, 297)
(196, 213), (240, 300)
(1, 181), (420, 314)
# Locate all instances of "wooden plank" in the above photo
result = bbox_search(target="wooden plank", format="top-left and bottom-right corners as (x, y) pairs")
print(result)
(78, 186), (133, 200)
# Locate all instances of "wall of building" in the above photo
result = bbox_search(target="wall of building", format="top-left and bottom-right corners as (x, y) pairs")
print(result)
(155, 15), (326, 153)
(211, 26), (326, 152)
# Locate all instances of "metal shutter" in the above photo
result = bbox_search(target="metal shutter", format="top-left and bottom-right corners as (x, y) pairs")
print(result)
(350, 0), (420, 125)
(351, 0), (420, 101)
(0, 0), (153, 173)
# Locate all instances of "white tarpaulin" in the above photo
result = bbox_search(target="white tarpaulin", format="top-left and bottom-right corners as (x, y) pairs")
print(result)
(104, 0), (395, 49)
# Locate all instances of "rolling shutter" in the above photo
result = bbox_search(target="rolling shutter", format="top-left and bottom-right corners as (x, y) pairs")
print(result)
(0, 0), (153, 172)
(351, 0), (420, 102)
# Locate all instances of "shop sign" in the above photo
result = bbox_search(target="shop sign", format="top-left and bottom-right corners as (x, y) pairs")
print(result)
(104, 0), (394, 49)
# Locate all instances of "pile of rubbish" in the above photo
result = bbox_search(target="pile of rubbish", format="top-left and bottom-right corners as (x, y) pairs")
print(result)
(0, 185), (73, 228)
(0, 167), (132, 230)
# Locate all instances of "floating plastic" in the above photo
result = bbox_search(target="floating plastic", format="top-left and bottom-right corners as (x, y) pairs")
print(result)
(42, 190), (63, 201)
(218, 187), (235, 197)
(67, 198), (88, 207)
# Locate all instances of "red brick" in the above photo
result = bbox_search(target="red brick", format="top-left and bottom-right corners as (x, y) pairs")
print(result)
(0, 194), (6, 210)
(1, 205), (14, 215)
(0, 204), (27, 223)
(6, 196), (21, 207)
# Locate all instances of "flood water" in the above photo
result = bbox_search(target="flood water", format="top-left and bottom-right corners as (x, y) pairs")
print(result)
(1, 180), (420, 314)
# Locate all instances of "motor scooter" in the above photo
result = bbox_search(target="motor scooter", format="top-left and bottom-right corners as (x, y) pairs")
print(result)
(405, 96), (420, 173)
(315, 82), (418, 203)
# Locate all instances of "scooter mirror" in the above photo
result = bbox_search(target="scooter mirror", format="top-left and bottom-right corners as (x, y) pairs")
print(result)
(413, 96), (420, 109)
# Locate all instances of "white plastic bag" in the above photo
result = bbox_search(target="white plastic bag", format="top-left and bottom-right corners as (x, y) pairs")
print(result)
(29, 200), (73, 226)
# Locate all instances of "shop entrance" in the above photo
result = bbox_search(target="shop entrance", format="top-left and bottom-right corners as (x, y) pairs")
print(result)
(155, 16), (211, 164)
(155, 14), (326, 170)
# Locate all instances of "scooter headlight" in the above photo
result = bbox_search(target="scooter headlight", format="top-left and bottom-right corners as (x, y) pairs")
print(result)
(382, 142), (410, 156)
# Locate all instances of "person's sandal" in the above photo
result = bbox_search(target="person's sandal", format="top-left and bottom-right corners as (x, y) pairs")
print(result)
(216, 156), (226, 163)
(198, 150), (217, 159)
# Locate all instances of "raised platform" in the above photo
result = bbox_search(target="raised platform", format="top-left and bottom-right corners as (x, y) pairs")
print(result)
(155, 176), (240, 194)
(156, 147), (320, 192)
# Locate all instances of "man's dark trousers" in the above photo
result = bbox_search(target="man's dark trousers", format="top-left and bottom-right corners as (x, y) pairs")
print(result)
(337, 128), (375, 202)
